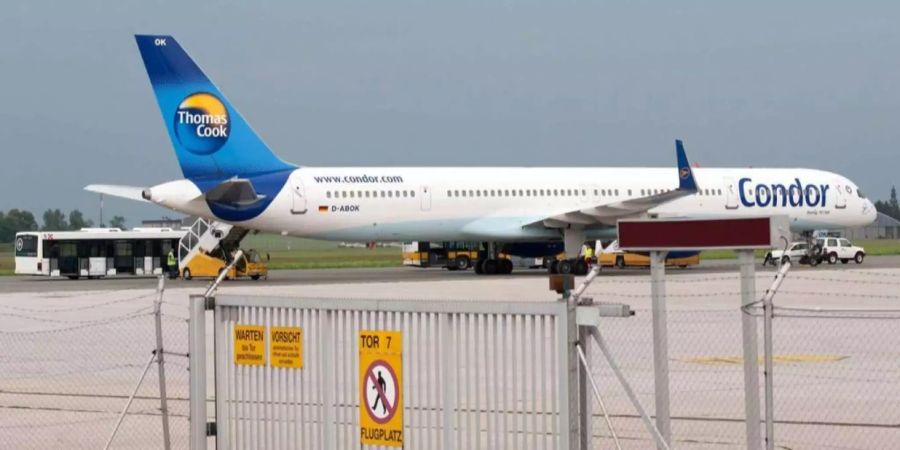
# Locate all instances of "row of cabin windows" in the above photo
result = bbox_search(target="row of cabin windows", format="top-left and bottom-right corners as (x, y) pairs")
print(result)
(447, 188), (601, 198)
(326, 190), (416, 199)
(325, 187), (725, 200)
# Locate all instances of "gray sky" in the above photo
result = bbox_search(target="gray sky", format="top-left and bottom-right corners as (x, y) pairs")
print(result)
(1, 1), (898, 226)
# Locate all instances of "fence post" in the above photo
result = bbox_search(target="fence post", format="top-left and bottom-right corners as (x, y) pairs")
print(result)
(649, 251), (671, 448)
(557, 293), (578, 450)
(189, 294), (208, 450)
(738, 250), (763, 449)
(578, 325), (591, 450)
(153, 275), (172, 450)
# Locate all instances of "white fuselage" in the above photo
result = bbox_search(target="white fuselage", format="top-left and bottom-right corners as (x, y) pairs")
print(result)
(150, 166), (877, 243)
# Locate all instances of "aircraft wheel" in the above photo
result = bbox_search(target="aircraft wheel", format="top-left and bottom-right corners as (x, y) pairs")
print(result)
(474, 259), (485, 274)
(500, 258), (513, 274)
(483, 259), (499, 275)
(574, 259), (588, 275)
(549, 259), (560, 274)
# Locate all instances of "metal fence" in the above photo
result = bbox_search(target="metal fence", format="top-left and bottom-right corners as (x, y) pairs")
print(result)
(0, 279), (190, 450)
(583, 269), (900, 450)
(195, 295), (574, 450)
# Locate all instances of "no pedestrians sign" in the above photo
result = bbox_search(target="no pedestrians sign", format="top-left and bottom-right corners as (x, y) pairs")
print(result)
(359, 330), (403, 447)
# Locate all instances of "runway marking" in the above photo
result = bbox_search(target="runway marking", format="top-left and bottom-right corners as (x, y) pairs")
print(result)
(675, 354), (848, 365)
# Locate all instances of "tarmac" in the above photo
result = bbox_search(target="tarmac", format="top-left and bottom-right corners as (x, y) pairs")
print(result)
(1, 257), (899, 449)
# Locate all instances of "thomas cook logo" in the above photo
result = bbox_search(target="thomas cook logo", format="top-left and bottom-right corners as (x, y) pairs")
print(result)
(174, 93), (230, 155)
(679, 167), (691, 179)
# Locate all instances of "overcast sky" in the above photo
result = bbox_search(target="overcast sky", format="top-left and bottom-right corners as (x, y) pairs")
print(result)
(1, 1), (898, 226)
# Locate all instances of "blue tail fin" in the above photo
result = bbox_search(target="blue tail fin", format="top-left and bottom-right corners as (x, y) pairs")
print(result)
(135, 35), (295, 181)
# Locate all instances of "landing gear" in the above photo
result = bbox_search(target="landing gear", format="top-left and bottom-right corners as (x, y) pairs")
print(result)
(548, 258), (590, 275)
(473, 242), (514, 275)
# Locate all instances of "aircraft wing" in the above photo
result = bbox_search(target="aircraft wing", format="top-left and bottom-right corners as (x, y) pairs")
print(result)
(535, 140), (699, 228)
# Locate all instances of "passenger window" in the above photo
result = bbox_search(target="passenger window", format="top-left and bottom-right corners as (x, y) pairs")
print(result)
(827, 239), (837, 247)
(388, 191), (393, 198)
(411, 191), (415, 198)
(326, 191), (331, 198)
(840, 239), (850, 247)
(342, 191), (347, 198)
(615, 189), (619, 196)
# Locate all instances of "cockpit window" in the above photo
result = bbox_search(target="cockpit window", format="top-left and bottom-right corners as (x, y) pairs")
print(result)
(857, 189), (866, 199)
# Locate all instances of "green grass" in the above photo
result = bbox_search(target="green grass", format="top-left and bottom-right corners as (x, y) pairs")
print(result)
(240, 234), (402, 270)
(700, 239), (900, 260)
(0, 244), (13, 275)
(2, 234), (897, 274)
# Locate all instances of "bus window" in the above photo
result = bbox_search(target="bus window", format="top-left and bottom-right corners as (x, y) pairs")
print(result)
(15, 235), (38, 257)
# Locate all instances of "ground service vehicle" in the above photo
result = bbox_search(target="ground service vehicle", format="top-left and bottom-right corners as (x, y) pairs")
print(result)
(402, 241), (479, 270)
(14, 228), (184, 279)
(598, 240), (700, 269)
(815, 237), (866, 265)
(181, 248), (268, 280)
(764, 242), (812, 266)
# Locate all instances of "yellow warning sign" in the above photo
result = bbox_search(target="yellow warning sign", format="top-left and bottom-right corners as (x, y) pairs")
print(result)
(233, 325), (265, 366)
(270, 326), (303, 369)
(359, 330), (403, 447)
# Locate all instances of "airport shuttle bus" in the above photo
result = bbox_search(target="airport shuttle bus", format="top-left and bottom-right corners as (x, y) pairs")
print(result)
(14, 228), (186, 279)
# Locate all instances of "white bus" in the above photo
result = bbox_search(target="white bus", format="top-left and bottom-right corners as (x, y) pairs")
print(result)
(14, 228), (187, 279)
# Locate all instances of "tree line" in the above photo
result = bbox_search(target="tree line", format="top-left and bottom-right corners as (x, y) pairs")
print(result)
(874, 186), (900, 222)
(0, 209), (126, 243)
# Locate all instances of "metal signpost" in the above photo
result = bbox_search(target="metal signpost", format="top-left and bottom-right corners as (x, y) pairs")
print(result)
(618, 215), (791, 450)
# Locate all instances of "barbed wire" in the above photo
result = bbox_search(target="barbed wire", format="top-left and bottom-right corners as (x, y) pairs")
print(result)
(0, 291), (157, 313)
(0, 311), (154, 335)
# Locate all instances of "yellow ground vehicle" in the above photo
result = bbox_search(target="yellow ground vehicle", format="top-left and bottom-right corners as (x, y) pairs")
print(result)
(598, 240), (700, 269)
(181, 248), (269, 280)
(402, 241), (480, 270)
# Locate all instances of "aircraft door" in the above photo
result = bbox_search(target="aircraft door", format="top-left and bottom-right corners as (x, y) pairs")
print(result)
(834, 180), (847, 209)
(420, 185), (432, 211)
(291, 177), (307, 214)
(724, 177), (739, 209)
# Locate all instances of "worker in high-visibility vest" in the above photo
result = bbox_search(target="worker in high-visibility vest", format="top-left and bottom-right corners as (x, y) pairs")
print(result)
(583, 243), (594, 265)
(167, 249), (178, 279)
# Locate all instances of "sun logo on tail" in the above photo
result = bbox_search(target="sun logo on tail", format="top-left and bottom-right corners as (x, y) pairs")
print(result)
(173, 92), (230, 155)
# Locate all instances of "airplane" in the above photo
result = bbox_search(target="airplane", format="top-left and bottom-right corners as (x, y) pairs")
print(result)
(86, 35), (877, 276)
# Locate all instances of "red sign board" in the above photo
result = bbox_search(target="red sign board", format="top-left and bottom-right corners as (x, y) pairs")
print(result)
(617, 216), (789, 251)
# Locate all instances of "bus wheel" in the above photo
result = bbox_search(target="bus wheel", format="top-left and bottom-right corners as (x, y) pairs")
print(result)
(182, 268), (192, 280)
(454, 255), (471, 271)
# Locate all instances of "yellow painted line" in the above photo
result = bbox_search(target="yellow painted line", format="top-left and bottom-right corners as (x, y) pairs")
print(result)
(675, 354), (848, 366)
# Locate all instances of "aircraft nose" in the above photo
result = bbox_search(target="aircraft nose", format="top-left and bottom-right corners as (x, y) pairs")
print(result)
(865, 200), (877, 224)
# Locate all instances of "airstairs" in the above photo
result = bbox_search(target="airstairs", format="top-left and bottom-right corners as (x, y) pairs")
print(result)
(177, 218), (248, 269)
